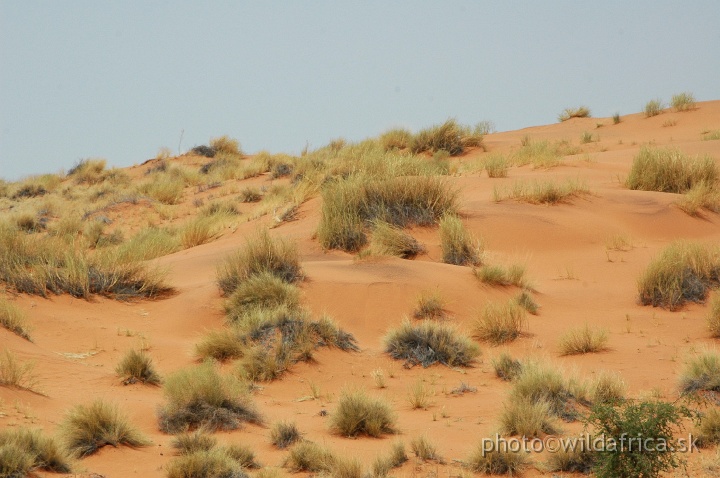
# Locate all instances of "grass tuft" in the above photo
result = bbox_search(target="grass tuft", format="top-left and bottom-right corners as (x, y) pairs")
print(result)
(589, 371), (627, 404)
(696, 408), (720, 447)
(467, 440), (529, 475)
(494, 179), (590, 204)
(384, 319), (481, 368)
(510, 361), (580, 421)
(558, 324), (609, 355)
(165, 448), (249, 478)
(330, 388), (397, 437)
(60, 399), (149, 458)
(475, 300), (527, 345)
(0, 427), (72, 474)
(370, 221), (424, 258)
(407, 379), (434, 409)
(115, 349), (161, 385)
(410, 119), (484, 156)
(643, 98), (664, 117)
(0, 350), (38, 391)
(475, 264), (527, 287)
(545, 441), (595, 473)
(514, 290), (539, 314)
(500, 399), (558, 437)
(439, 214), (482, 266)
(492, 352), (523, 381)
(708, 294), (720, 338)
(679, 348), (720, 394)
(371, 441), (407, 477)
(626, 146), (717, 194)
(671, 92), (696, 112)
(484, 154), (509, 178)
(413, 290), (446, 320)
(172, 430), (217, 455)
(0, 297), (31, 341)
(558, 106), (591, 122)
(410, 435), (443, 462)
(270, 421), (302, 449)
(283, 441), (336, 473)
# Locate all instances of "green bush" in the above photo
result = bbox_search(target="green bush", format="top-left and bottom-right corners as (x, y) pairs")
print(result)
(384, 319), (481, 368)
(330, 388), (397, 437)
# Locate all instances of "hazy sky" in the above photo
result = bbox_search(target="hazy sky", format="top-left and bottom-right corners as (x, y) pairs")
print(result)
(1, 1), (719, 180)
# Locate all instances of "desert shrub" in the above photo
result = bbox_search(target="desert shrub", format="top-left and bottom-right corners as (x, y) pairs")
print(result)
(590, 371), (627, 404)
(410, 119), (484, 155)
(330, 456), (363, 478)
(379, 128), (412, 151)
(0, 350), (37, 390)
(613, 113), (621, 124)
(696, 408), (720, 447)
(410, 435), (442, 462)
(195, 329), (245, 362)
(626, 147), (717, 193)
(210, 136), (242, 156)
(671, 92), (696, 112)
(370, 221), (424, 258)
(439, 214), (482, 266)
(637, 241), (720, 310)
(115, 349), (161, 385)
(643, 99), (664, 117)
(217, 230), (302, 296)
(318, 176), (458, 252)
(60, 399), (149, 458)
(709, 295), (720, 338)
(484, 154), (509, 178)
(224, 443), (259, 469)
(330, 388), (397, 437)
(467, 440), (529, 475)
(14, 212), (44, 233)
(475, 264), (526, 287)
(191, 145), (217, 158)
(679, 348), (720, 394)
(558, 324), (609, 355)
(239, 187), (262, 203)
(385, 319), (480, 367)
(407, 379), (434, 409)
(165, 448), (249, 478)
(500, 399), (558, 437)
(67, 158), (108, 185)
(558, 106), (591, 122)
(0, 428), (72, 474)
(475, 301), (526, 345)
(510, 361), (580, 421)
(270, 421), (301, 449)
(140, 176), (184, 204)
(225, 272), (300, 317)
(413, 290), (446, 320)
(492, 352), (523, 381)
(514, 290), (539, 314)
(157, 361), (261, 433)
(0, 297), (31, 340)
(371, 441), (407, 477)
(283, 441), (336, 473)
(676, 181), (720, 216)
(172, 430), (217, 455)
(545, 442), (595, 473)
(494, 179), (590, 204)
(271, 162), (293, 179)
(587, 398), (692, 478)
(580, 131), (596, 143)
(510, 139), (580, 169)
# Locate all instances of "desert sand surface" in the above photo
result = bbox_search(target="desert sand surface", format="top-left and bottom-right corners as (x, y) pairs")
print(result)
(3, 101), (720, 477)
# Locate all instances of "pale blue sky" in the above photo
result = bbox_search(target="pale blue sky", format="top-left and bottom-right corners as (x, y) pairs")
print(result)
(1, 1), (719, 180)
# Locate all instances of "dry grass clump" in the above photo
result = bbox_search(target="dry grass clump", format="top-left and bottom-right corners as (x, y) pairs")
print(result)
(370, 221), (424, 258)
(407, 379), (434, 409)
(510, 138), (580, 169)
(475, 300), (527, 345)
(371, 441), (407, 477)
(643, 98), (664, 117)
(589, 371), (627, 404)
(492, 352), (523, 381)
(0, 350), (38, 391)
(544, 442), (595, 473)
(0, 296), (31, 341)
(114, 226), (180, 262)
(115, 349), (161, 385)
(484, 154), (509, 178)
(626, 147), (717, 194)
(410, 119), (484, 156)
(679, 348), (720, 394)
(637, 241), (720, 310)
(0, 428), (72, 475)
(474, 264), (527, 287)
(708, 294), (720, 338)
(671, 92), (696, 112)
(379, 128), (412, 151)
(467, 441), (529, 475)
(217, 230), (302, 296)
(270, 421), (302, 449)
(225, 272), (300, 318)
(172, 430), (217, 455)
(493, 179), (590, 204)
(157, 361), (261, 434)
(558, 324), (609, 355)
(558, 106), (591, 122)
(284, 441), (337, 473)
(500, 399), (558, 437)
(165, 448), (250, 478)
(510, 361), (580, 421)
(676, 181), (720, 216)
(239, 187), (262, 203)
(704, 130), (720, 141)
(139, 176), (185, 204)
(330, 388), (397, 437)
(696, 408), (720, 447)
(514, 290), (539, 314)
(195, 329), (245, 362)
(413, 290), (446, 320)
(210, 135), (243, 156)
(67, 158), (109, 185)
(439, 214), (482, 266)
(59, 399), (149, 458)
(180, 216), (223, 248)
(384, 319), (481, 368)
(318, 176), (458, 252)
(410, 435), (443, 462)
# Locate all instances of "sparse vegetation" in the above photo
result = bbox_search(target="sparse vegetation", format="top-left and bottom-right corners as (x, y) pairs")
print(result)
(510, 138), (580, 169)
(0, 428), (72, 475)
(510, 361), (580, 420)
(384, 319), (481, 368)
(494, 179), (590, 204)
(413, 290), (446, 320)
(0, 296), (31, 340)
(643, 99), (664, 117)
(410, 435), (442, 462)
(370, 221), (424, 258)
(407, 379), (434, 409)
(545, 441), (595, 473)
(559, 106), (591, 122)
(492, 352), (523, 381)
(590, 371), (627, 404)
(410, 119), (484, 156)
(224, 272), (300, 319)
(195, 329), (245, 362)
(703, 130), (720, 141)
(239, 186), (262, 203)
(626, 147), (717, 194)
(379, 128), (412, 151)
(637, 241), (720, 310)
(270, 421), (301, 449)
(172, 430), (217, 455)
(283, 441), (336, 473)
(475, 263), (527, 287)
(0, 350), (37, 391)
(676, 181), (720, 216)
(484, 154), (509, 178)
(514, 290), (539, 314)
(115, 349), (161, 385)
(439, 214), (482, 266)
(671, 92), (696, 112)
(330, 388), (396, 437)
(580, 131), (596, 143)
(558, 324), (609, 355)
(709, 294), (720, 337)
(679, 348), (720, 394)
(475, 300), (527, 345)
(613, 113), (621, 124)
(371, 441), (407, 477)
(696, 408), (720, 447)
(60, 399), (149, 457)
(467, 440), (529, 475)
(500, 398), (558, 437)
(157, 361), (261, 433)
(165, 448), (250, 478)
